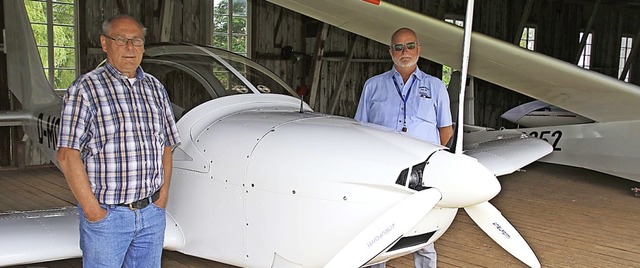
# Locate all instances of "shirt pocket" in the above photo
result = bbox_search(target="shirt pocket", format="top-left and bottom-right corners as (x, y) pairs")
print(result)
(416, 98), (437, 124)
(85, 105), (121, 158)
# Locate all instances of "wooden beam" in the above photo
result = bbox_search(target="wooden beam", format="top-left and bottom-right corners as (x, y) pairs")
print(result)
(116, 0), (126, 14)
(328, 35), (359, 115)
(435, 0), (447, 19)
(273, 8), (283, 47)
(254, 53), (389, 63)
(512, 0), (534, 45)
(298, 19), (307, 88)
(308, 23), (329, 110)
(574, 0), (600, 65)
(77, 0), (88, 73)
(0, 0), (11, 167)
(159, 0), (174, 42)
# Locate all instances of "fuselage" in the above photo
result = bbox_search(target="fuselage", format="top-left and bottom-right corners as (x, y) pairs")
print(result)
(163, 90), (510, 267)
(166, 94), (459, 266)
(520, 120), (640, 183)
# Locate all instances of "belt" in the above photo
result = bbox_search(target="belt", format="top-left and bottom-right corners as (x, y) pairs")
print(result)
(117, 191), (160, 210)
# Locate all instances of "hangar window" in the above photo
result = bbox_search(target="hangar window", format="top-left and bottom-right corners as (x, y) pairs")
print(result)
(578, 32), (593, 69)
(211, 0), (250, 90)
(445, 18), (464, 27)
(442, 17), (465, 87)
(25, 0), (77, 90)
(212, 0), (249, 57)
(618, 36), (632, 82)
(519, 27), (535, 51)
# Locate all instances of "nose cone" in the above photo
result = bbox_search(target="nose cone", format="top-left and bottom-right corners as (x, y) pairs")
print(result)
(422, 151), (501, 208)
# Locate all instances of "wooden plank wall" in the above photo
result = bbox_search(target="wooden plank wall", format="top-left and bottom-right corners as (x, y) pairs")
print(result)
(0, 1), (10, 167)
(250, 0), (640, 128)
(4, 0), (640, 167)
(252, 1), (305, 93)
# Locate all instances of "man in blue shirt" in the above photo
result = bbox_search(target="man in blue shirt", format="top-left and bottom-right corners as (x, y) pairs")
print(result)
(355, 28), (453, 268)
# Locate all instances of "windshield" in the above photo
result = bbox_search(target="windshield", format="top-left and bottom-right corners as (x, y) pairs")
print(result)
(142, 44), (297, 118)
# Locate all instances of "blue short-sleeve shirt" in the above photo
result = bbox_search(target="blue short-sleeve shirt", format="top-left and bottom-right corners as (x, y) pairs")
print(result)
(355, 66), (452, 144)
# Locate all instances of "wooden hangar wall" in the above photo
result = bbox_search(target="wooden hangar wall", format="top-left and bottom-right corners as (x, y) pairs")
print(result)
(250, 0), (640, 129)
(75, 0), (639, 126)
(2, 0), (639, 167)
(37, 0), (640, 124)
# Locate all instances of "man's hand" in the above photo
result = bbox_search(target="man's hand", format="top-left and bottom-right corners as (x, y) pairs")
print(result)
(83, 206), (108, 222)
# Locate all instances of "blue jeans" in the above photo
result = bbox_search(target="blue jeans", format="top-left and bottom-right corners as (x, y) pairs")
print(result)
(78, 203), (166, 268)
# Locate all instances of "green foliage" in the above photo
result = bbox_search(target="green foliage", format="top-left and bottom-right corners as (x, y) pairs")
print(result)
(25, 0), (77, 89)
(212, 0), (247, 55)
(442, 65), (452, 88)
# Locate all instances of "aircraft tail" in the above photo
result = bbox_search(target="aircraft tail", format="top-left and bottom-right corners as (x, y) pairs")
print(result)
(4, 0), (61, 111)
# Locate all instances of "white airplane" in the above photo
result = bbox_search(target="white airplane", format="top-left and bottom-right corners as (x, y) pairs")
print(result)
(0, 0), (551, 267)
(496, 99), (640, 182)
(267, 0), (640, 184)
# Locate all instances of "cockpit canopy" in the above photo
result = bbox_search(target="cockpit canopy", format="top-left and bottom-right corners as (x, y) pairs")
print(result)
(142, 44), (298, 119)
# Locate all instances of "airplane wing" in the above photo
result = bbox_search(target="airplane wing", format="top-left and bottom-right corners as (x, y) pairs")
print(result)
(463, 131), (553, 176)
(0, 206), (185, 266)
(0, 207), (80, 266)
(267, 0), (640, 123)
(5, 0), (59, 110)
(500, 100), (552, 124)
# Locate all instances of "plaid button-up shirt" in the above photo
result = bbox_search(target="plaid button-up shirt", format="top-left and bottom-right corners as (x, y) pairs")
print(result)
(57, 62), (181, 205)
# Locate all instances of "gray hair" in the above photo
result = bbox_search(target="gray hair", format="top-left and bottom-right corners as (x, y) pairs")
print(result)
(101, 14), (147, 36)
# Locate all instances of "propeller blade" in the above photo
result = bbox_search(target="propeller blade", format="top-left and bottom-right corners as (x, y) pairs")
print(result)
(324, 188), (442, 268)
(464, 202), (541, 268)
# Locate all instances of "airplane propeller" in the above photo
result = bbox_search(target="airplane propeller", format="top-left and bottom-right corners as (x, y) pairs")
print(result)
(448, 1), (540, 267)
(420, 146), (540, 268)
(324, 188), (442, 268)
(465, 202), (541, 268)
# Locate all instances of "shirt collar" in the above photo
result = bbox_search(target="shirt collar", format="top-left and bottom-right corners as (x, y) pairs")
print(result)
(104, 61), (146, 81)
(388, 66), (426, 82)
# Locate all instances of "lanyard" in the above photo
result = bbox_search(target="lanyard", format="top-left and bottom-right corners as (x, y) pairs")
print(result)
(391, 75), (416, 132)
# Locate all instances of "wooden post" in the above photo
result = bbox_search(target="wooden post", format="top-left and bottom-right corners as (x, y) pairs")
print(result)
(512, 0), (534, 45)
(16, 134), (25, 169)
(328, 35), (358, 115)
(308, 23), (329, 110)
(159, 0), (174, 42)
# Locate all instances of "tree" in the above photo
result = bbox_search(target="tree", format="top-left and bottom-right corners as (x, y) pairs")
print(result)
(25, 0), (77, 90)
(212, 0), (248, 55)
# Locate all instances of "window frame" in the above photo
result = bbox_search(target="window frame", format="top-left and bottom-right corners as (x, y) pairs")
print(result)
(210, 0), (251, 58)
(441, 16), (465, 88)
(619, 35), (633, 82)
(26, 0), (79, 91)
(520, 26), (536, 51)
(578, 31), (593, 70)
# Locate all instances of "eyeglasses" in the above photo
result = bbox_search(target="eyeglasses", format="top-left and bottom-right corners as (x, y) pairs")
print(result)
(103, 35), (145, 47)
(391, 42), (418, 52)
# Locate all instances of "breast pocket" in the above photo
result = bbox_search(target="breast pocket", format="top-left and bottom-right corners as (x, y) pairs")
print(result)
(416, 98), (437, 123)
(87, 105), (121, 157)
